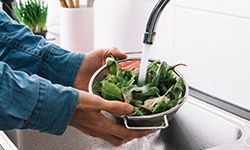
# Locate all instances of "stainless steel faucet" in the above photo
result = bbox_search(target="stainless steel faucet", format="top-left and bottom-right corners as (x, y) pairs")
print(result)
(143, 0), (171, 45)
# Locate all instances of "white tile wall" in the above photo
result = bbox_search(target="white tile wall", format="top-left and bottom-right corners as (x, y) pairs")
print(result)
(171, 3), (250, 110)
(174, 0), (250, 19)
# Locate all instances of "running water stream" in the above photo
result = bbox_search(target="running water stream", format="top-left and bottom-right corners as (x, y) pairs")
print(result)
(138, 44), (152, 86)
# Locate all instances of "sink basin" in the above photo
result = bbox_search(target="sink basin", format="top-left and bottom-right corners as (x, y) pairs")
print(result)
(5, 96), (250, 150)
(158, 98), (242, 150)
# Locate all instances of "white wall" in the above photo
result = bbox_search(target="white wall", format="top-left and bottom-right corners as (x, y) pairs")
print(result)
(47, 0), (250, 110)
(172, 0), (250, 110)
(94, 0), (174, 63)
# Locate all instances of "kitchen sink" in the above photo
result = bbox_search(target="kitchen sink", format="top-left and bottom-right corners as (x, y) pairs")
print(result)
(84, 86), (249, 150)
(5, 92), (250, 150)
(118, 95), (250, 150)
(158, 98), (243, 150)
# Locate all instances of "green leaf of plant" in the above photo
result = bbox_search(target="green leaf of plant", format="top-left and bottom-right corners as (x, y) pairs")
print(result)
(165, 99), (178, 110)
(144, 94), (170, 113)
(93, 81), (102, 93)
(131, 107), (144, 116)
(158, 78), (177, 95)
(129, 99), (143, 107)
(125, 85), (159, 101)
(106, 58), (119, 75)
(170, 77), (185, 100)
(12, 0), (48, 33)
(146, 60), (160, 83)
(101, 80), (123, 101)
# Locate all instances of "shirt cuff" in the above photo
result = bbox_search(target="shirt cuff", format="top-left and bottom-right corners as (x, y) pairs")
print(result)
(22, 77), (78, 135)
(40, 44), (84, 86)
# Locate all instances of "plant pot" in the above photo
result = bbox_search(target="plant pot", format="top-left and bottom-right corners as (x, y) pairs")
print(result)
(34, 30), (47, 39)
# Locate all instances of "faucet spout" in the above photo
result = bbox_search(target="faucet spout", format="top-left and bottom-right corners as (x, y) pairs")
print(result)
(143, 0), (171, 45)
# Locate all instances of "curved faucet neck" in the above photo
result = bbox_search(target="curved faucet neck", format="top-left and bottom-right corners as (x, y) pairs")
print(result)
(143, 0), (171, 45)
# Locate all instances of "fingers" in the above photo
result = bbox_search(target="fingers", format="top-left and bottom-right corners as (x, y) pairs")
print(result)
(109, 47), (127, 59)
(100, 115), (150, 140)
(77, 91), (134, 115)
(76, 91), (106, 110)
(100, 100), (134, 116)
(72, 92), (150, 146)
(103, 47), (127, 63)
(72, 113), (149, 146)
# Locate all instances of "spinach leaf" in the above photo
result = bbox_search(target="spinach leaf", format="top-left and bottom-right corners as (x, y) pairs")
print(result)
(144, 94), (171, 114)
(131, 107), (144, 116)
(159, 78), (177, 95)
(93, 81), (102, 93)
(146, 60), (160, 83)
(100, 80), (123, 100)
(151, 61), (168, 87)
(126, 85), (160, 101)
(170, 77), (185, 100)
(106, 58), (119, 75)
(130, 99), (143, 107)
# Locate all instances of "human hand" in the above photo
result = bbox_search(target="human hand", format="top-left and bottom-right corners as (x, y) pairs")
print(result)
(74, 47), (127, 91)
(70, 90), (149, 146)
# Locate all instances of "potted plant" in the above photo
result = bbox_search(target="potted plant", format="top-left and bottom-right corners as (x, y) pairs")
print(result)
(12, 0), (48, 38)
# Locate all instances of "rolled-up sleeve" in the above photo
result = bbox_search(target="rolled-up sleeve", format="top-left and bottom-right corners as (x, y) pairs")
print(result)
(0, 61), (78, 135)
(0, 10), (83, 135)
(0, 10), (84, 86)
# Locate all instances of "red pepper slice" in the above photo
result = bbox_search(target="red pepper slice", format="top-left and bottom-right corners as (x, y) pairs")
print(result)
(119, 60), (140, 70)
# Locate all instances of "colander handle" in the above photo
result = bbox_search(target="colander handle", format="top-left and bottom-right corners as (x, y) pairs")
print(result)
(123, 115), (169, 130)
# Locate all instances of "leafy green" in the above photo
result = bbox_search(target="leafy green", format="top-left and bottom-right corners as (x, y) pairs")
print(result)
(131, 107), (144, 116)
(99, 80), (123, 100)
(125, 85), (159, 101)
(170, 77), (185, 100)
(93, 58), (186, 116)
(106, 58), (118, 75)
(12, 0), (48, 33)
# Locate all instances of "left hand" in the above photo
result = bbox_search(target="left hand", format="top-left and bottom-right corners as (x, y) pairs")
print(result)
(70, 90), (150, 146)
(74, 47), (127, 91)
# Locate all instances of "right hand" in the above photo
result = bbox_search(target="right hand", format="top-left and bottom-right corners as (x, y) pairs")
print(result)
(70, 90), (150, 146)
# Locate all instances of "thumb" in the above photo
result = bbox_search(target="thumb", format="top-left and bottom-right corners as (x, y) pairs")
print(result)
(110, 47), (127, 60)
(100, 100), (134, 116)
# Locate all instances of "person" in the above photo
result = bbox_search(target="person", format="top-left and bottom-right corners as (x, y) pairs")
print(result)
(0, 10), (149, 146)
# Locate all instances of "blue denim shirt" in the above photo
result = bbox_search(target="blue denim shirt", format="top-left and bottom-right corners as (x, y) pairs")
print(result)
(0, 10), (84, 135)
